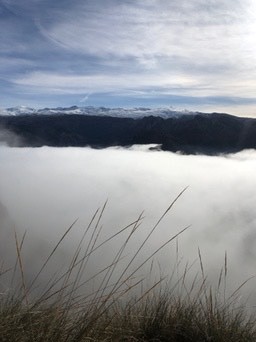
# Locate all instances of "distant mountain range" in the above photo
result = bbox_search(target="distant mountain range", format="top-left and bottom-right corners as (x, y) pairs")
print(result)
(0, 106), (256, 155)
(0, 105), (202, 118)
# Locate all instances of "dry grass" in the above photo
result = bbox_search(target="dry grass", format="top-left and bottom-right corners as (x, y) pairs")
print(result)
(0, 189), (255, 341)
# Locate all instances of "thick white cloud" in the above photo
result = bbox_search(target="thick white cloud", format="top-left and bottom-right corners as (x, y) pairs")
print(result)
(0, 146), (256, 307)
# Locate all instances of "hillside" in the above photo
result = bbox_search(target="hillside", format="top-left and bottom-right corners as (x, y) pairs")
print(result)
(1, 109), (256, 154)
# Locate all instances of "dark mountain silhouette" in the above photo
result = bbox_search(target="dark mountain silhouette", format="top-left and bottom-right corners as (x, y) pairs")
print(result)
(0, 112), (256, 155)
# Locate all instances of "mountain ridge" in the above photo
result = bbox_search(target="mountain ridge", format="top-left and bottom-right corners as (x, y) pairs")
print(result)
(0, 109), (256, 155)
(0, 105), (223, 119)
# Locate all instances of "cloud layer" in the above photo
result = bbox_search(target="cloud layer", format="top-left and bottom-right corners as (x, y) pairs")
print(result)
(0, 146), (256, 306)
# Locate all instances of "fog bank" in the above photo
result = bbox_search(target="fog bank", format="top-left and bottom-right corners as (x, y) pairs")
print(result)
(0, 146), (256, 306)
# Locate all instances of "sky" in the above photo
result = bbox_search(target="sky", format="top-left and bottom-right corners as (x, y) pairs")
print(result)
(1, 0), (256, 116)
(1, 145), (256, 306)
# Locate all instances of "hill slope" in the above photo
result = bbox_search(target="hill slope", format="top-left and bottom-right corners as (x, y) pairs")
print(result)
(0, 110), (256, 154)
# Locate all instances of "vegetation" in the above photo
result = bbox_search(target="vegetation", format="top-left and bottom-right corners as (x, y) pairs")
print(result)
(2, 112), (256, 154)
(0, 190), (255, 341)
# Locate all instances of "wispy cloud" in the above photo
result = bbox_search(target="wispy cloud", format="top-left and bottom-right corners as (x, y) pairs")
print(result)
(12, 69), (256, 99)
(2, 0), (256, 114)
(79, 92), (92, 103)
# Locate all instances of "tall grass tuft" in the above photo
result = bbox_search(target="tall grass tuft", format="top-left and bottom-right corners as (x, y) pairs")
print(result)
(0, 189), (255, 341)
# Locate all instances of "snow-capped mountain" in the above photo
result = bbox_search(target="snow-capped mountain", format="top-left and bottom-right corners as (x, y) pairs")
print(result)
(1, 106), (38, 116)
(0, 105), (202, 118)
(0, 105), (255, 155)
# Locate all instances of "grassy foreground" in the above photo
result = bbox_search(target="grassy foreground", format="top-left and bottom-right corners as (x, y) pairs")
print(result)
(0, 192), (256, 341)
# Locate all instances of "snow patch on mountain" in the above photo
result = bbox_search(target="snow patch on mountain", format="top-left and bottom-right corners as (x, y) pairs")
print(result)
(0, 105), (205, 118)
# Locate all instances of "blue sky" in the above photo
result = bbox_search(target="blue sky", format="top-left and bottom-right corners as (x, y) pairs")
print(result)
(1, 0), (256, 116)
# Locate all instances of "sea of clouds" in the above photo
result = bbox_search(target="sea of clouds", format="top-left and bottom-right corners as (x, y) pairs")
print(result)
(0, 145), (256, 307)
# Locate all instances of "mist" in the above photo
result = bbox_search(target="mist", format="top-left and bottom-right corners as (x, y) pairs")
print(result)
(0, 145), (256, 307)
